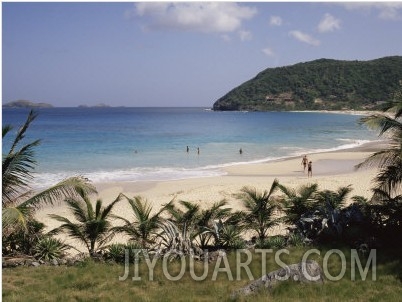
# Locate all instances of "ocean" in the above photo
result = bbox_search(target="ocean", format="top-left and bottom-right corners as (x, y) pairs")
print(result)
(2, 107), (378, 189)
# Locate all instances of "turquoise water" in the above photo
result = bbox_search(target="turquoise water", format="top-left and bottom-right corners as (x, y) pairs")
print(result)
(2, 107), (378, 188)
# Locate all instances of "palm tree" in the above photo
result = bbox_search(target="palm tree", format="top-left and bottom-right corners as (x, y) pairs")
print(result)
(237, 180), (280, 241)
(278, 183), (319, 226)
(357, 85), (402, 195)
(165, 200), (201, 232)
(215, 223), (244, 249)
(194, 200), (232, 249)
(114, 195), (170, 248)
(369, 188), (402, 230)
(49, 189), (122, 256)
(2, 111), (40, 206)
(316, 185), (353, 210)
(315, 186), (353, 238)
(2, 110), (97, 237)
(164, 199), (238, 250)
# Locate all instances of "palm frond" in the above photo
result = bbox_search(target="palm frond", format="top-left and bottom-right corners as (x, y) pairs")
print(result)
(2, 140), (41, 206)
(113, 195), (161, 247)
(18, 176), (97, 209)
(164, 200), (181, 220)
(101, 193), (123, 220)
(355, 147), (399, 169)
(300, 183), (319, 200)
(48, 213), (74, 224)
(200, 200), (231, 223)
(156, 198), (175, 216)
(267, 178), (280, 196)
(129, 196), (152, 222)
(96, 231), (116, 250)
(49, 193), (119, 255)
(9, 110), (39, 154)
(49, 215), (89, 251)
(64, 199), (88, 223)
(374, 162), (402, 195)
(357, 95), (402, 197)
(177, 200), (200, 224)
(2, 206), (32, 232)
(2, 124), (13, 138)
(335, 185), (353, 206)
(237, 182), (280, 240)
(360, 114), (402, 137)
(278, 183), (296, 198)
(318, 190), (343, 209)
(2, 110), (39, 206)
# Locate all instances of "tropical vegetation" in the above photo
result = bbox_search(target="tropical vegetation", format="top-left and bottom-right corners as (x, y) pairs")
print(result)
(236, 182), (280, 241)
(356, 84), (402, 242)
(113, 195), (169, 249)
(2, 110), (96, 256)
(49, 190), (123, 257)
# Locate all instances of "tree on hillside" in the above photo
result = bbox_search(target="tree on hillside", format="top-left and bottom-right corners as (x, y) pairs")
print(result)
(2, 110), (97, 241)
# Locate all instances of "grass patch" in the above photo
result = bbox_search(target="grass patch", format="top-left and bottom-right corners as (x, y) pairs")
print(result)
(3, 246), (402, 301)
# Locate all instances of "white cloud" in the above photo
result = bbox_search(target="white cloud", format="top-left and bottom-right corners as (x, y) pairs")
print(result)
(318, 13), (341, 33)
(340, 3), (402, 20)
(262, 47), (275, 57)
(238, 30), (252, 41)
(270, 16), (282, 26)
(131, 2), (257, 33)
(289, 30), (320, 46)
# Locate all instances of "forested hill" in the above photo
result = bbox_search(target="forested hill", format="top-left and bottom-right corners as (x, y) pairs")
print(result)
(212, 56), (402, 111)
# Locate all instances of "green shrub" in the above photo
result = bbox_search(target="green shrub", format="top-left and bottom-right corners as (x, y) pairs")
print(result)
(105, 242), (143, 263)
(287, 233), (307, 247)
(33, 237), (69, 260)
(255, 235), (287, 249)
(268, 236), (287, 249)
(217, 224), (244, 249)
(229, 238), (246, 250)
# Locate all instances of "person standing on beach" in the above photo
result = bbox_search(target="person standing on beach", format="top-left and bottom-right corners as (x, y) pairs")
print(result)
(301, 155), (308, 172)
(186, 146), (189, 153)
(308, 161), (312, 178)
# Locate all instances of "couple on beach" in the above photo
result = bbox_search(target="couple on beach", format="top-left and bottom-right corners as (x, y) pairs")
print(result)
(301, 155), (312, 177)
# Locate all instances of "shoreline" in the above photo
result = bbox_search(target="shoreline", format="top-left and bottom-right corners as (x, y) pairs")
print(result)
(91, 139), (384, 196)
(289, 109), (380, 116)
(31, 137), (383, 189)
(33, 139), (384, 253)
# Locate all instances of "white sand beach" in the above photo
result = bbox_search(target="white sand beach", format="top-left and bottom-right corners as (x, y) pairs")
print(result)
(35, 141), (383, 251)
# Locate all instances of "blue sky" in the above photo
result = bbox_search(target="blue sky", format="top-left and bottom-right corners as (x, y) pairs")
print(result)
(3, 2), (402, 107)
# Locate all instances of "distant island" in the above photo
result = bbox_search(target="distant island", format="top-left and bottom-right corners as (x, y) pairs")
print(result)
(3, 100), (54, 108)
(213, 56), (402, 111)
(3, 100), (114, 108)
(78, 103), (111, 108)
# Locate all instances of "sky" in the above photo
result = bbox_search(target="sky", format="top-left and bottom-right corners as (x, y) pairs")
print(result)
(2, 1), (402, 107)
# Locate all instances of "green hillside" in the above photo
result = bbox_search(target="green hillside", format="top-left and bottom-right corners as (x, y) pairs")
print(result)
(212, 56), (402, 111)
